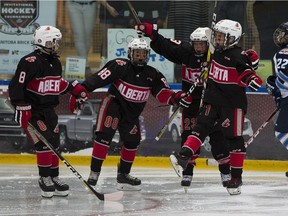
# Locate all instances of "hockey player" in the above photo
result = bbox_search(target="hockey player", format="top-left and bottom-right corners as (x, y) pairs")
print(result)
(135, 23), (259, 189)
(74, 38), (192, 191)
(266, 22), (288, 177)
(167, 19), (263, 195)
(8, 25), (89, 198)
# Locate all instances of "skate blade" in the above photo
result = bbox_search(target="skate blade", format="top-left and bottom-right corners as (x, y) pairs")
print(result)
(116, 183), (141, 191)
(169, 154), (183, 177)
(54, 190), (69, 197)
(41, 191), (54, 198)
(183, 186), (188, 194)
(227, 187), (241, 195)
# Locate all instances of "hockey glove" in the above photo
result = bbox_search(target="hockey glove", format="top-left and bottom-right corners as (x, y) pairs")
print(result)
(243, 49), (259, 70)
(15, 104), (32, 130)
(135, 22), (158, 40)
(266, 75), (281, 107)
(169, 91), (192, 108)
(248, 75), (263, 91)
(69, 95), (84, 114)
(69, 80), (89, 101)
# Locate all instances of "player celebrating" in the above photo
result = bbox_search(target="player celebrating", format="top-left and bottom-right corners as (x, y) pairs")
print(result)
(135, 22), (259, 190)
(266, 22), (288, 177)
(169, 19), (263, 195)
(8, 25), (88, 198)
(135, 24), (231, 189)
(75, 38), (192, 191)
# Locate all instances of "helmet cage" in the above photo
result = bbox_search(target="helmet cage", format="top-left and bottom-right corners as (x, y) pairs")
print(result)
(273, 22), (288, 48)
(33, 26), (62, 56)
(127, 38), (150, 66)
(190, 27), (209, 57)
(211, 19), (242, 51)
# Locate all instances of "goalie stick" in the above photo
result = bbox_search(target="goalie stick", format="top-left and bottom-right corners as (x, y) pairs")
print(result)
(206, 107), (280, 166)
(27, 122), (123, 201)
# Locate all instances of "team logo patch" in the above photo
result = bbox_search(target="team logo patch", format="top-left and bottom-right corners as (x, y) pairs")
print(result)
(129, 125), (138, 135)
(221, 118), (230, 128)
(37, 120), (47, 131)
(25, 56), (36, 62)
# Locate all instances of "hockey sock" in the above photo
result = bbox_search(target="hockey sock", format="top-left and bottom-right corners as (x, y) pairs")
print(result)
(91, 140), (109, 172)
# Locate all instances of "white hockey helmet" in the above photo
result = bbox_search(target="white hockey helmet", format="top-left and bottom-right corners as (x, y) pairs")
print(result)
(33, 25), (62, 55)
(128, 38), (150, 66)
(190, 27), (209, 57)
(212, 19), (242, 51)
(273, 22), (288, 48)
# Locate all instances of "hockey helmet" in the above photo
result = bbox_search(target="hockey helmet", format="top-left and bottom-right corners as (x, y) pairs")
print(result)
(211, 19), (242, 51)
(190, 27), (209, 57)
(273, 22), (288, 48)
(33, 25), (62, 55)
(128, 38), (150, 66)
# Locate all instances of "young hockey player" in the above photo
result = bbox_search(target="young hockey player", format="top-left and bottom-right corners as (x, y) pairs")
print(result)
(8, 25), (88, 198)
(135, 23), (259, 189)
(72, 37), (192, 191)
(168, 19), (263, 195)
(266, 22), (288, 177)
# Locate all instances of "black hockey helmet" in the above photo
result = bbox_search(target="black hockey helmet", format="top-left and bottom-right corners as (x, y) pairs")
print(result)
(273, 22), (288, 48)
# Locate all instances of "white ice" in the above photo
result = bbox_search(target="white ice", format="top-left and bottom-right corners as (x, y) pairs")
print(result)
(0, 164), (287, 216)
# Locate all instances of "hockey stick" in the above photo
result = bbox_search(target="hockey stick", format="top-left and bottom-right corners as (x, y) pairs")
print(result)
(127, 0), (141, 24)
(27, 122), (123, 201)
(206, 107), (280, 166)
(244, 107), (279, 148)
(155, 67), (209, 141)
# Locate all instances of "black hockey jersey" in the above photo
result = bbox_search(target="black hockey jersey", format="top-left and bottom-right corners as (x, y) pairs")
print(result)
(9, 51), (70, 110)
(204, 47), (254, 111)
(150, 34), (207, 100)
(82, 58), (172, 121)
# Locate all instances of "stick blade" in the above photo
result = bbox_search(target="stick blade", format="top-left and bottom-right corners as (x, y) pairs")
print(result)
(104, 191), (124, 201)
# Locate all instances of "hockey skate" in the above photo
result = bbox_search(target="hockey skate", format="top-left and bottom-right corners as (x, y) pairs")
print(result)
(181, 175), (192, 193)
(169, 152), (189, 177)
(87, 171), (100, 186)
(117, 173), (141, 191)
(39, 176), (55, 198)
(52, 176), (69, 197)
(226, 177), (242, 195)
(220, 173), (231, 187)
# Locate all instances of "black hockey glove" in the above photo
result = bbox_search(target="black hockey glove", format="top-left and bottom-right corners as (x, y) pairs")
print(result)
(266, 75), (281, 107)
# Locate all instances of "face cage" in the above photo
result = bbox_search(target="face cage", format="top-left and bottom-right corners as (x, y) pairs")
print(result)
(129, 49), (150, 66)
(190, 41), (209, 57)
(211, 31), (237, 51)
(273, 28), (288, 48)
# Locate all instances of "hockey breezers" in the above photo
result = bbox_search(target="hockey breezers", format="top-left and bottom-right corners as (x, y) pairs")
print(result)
(27, 122), (123, 201)
(206, 107), (280, 166)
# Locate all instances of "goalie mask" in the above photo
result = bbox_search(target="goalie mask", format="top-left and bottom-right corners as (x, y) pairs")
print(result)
(33, 25), (63, 56)
(190, 27), (209, 57)
(128, 38), (150, 66)
(273, 22), (288, 48)
(211, 19), (242, 51)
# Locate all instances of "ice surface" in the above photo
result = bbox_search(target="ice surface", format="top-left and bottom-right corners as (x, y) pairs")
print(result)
(0, 164), (287, 216)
